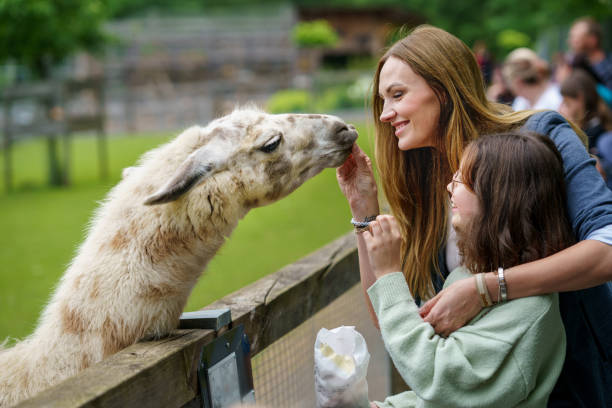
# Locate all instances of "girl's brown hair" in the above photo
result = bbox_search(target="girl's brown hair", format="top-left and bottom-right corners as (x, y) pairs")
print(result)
(372, 25), (537, 299)
(457, 132), (575, 272)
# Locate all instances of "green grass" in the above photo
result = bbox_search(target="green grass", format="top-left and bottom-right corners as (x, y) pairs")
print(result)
(0, 125), (374, 342)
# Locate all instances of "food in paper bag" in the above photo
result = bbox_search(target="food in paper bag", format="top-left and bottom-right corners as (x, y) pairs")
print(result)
(314, 326), (370, 408)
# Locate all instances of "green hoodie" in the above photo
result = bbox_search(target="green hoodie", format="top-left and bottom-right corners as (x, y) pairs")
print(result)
(368, 268), (565, 408)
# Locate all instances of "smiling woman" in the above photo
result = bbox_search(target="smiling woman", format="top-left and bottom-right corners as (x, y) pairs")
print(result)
(377, 56), (441, 150)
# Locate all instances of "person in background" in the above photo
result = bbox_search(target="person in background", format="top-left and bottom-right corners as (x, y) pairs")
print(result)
(555, 52), (612, 110)
(560, 69), (612, 188)
(559, 69), (612, 151)
(568, 16), (612, 92)
(337, 25), (612, 407)
(485, 66), (515, 105)
(365, 131), (571, 407)
(502, 47), (562, 111)
(473, 40), (494, 86)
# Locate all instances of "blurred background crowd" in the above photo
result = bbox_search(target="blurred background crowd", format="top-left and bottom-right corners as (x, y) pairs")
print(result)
(484, 16), (612, 189)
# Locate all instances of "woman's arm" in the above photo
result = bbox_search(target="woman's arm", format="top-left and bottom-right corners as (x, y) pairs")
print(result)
(421, 111), (612, 336)
(336, 144), (381, 328)
(494, 239), (612, 298)
(421, 237), (612, 337)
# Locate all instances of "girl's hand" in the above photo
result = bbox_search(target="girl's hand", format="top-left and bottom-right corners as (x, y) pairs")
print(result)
(336, 144), (380, 219)
(419, 277), (482, 337)
(362, 215), (403, 279)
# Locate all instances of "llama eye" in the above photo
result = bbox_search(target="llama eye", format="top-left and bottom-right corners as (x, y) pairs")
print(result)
(259, 134), (282, 153)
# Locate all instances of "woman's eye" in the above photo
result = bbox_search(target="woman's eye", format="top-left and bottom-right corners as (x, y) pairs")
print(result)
(393, 91), (403, 98)
(260, 135), (282, 153)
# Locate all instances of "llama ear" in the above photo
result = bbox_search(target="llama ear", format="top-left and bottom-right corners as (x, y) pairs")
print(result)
(144, 146), (228, 205)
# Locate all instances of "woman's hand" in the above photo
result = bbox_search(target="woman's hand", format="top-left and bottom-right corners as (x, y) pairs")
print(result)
(362, 215), (403, 279)
(336, 144), (380, 219)
(419, 277), (482, 337)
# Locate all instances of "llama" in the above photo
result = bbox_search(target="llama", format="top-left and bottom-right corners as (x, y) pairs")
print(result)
(0, 107), (357, 407)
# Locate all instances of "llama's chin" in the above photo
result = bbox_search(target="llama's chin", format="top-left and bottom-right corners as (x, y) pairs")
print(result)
(325, 146), (356, 168)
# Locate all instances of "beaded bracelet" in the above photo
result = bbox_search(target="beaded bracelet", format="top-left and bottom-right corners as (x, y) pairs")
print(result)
(475, 273), (493, 307)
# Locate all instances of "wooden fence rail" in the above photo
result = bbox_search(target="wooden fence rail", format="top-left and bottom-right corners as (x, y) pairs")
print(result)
(16, 232), (375, 408)
(2, 78), (107, 191)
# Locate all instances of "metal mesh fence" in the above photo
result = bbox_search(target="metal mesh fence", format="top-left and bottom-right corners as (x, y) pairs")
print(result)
(251, 283), (390, 407)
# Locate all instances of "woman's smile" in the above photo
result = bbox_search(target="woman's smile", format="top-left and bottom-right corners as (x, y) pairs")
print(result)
(393, 120), (410, 137)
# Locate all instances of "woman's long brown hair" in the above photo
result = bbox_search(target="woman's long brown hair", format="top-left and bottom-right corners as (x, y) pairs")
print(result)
(457, 132), (575, 272)
(372, 25), (537, 299)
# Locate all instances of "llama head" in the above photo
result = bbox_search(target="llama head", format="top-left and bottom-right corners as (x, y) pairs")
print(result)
(143, 108), (357, 207)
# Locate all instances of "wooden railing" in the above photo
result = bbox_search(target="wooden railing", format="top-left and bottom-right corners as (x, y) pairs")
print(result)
(16, 232), (387, 408)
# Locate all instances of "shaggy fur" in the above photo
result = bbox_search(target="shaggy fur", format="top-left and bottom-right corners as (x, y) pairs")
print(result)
(0, 107), (357, 406)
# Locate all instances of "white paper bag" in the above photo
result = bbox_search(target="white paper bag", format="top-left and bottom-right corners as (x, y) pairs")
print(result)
(314, 326), (370, 408)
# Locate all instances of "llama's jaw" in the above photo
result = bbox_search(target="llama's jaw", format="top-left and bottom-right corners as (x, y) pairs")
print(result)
(321, 125), (358, 167)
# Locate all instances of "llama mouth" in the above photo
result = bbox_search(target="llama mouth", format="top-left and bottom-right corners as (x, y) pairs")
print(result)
(323, 145), (356, 167)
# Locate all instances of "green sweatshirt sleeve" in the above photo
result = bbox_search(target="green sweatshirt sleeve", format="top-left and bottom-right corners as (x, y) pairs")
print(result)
(368, 272), (564, 408)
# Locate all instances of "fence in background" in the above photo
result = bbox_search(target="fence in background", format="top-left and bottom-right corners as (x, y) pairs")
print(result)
(1, 78), (107, 190)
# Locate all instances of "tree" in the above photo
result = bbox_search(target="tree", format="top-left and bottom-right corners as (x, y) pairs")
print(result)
(292, 20), (339, 48)
(0, 0), (109, 187)
(0, 0), (108, 80)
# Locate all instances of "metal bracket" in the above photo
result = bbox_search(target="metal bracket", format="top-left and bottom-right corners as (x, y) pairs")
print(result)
(196, 324), (255, 408)
(178, 309), (254, 407)
(179, 309), (232, 331)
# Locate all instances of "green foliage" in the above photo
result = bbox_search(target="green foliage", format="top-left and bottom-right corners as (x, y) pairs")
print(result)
(0, 0), (109, 79)
(294, 0), (609, 59)
(269, 74), (371, 113)
(314, 82), (369, 112)
(266, 89), (313, 113)
(291, 19), (339, 48)
(497, 29), (531, 54)
(107, 0), (284, 17)
(405, 0), (612, 59)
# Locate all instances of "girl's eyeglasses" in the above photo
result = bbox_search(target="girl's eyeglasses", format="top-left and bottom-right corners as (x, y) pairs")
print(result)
(449, 171), (465, 194)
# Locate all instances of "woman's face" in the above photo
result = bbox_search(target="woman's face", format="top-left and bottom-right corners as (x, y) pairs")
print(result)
(559, 95), (585, 126)
(378, 56), (441, 150)
(447, 169), (480, 232)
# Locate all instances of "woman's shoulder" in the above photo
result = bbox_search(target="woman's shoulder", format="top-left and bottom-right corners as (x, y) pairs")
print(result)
(523, 110), (589, 148)
(523, 110), (568, 133)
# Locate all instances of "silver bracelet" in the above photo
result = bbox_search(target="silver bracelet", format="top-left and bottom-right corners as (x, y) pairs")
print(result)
(497, 267), (508, 302)
(350, 215), (378, 229)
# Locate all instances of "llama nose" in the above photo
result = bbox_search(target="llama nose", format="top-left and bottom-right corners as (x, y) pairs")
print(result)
(332, 121), (349, 134)
(332, 121), (357, 145)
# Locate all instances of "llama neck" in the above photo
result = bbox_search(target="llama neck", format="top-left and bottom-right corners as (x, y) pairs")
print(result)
(34, 179), (247, 358)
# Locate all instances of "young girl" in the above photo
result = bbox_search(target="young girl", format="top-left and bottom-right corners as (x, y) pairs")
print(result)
(362, 132), (574, 407)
